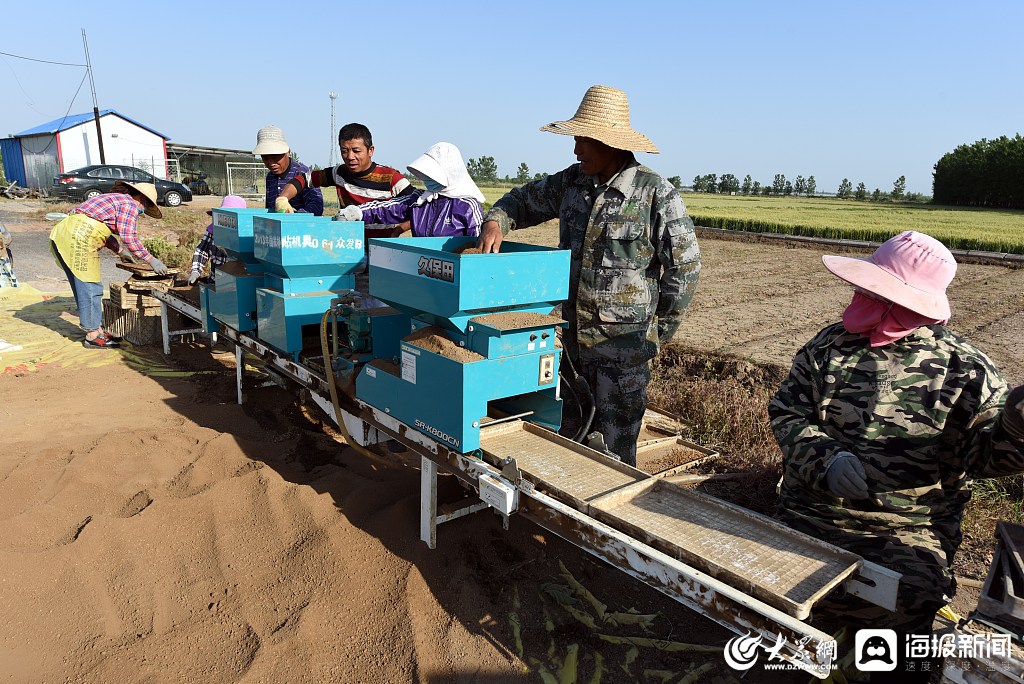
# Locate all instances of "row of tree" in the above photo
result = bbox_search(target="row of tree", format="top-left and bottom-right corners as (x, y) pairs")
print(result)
(932, 134), (1024, 209)
(687, 173), (819, 197)
(466, 156), (545, 184)
(687, 172), (922, 202)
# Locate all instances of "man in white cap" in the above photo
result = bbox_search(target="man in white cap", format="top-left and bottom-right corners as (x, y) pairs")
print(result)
(253, 124), (323, 216)
(770, 231), (1024, 679)
(478, 85), (701, 466)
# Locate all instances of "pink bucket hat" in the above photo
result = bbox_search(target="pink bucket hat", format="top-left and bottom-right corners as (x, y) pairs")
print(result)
(822, 231), (957, 320)
(207, 194), (247, 216)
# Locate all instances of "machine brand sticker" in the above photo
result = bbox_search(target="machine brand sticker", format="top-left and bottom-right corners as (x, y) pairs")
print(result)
(401, 350), (417, 383)
(365, 367), (377, 378)
(213, 213), (238, 229)
(253, 234), (363, 250)
(415, 419), (460, 447)
(417, 256), (455, 282)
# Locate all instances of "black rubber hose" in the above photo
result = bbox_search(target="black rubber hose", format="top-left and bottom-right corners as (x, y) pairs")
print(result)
(559, 350), (595, 441)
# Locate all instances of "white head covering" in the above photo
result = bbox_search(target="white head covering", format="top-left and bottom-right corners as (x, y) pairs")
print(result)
(407, 142), (485, 204)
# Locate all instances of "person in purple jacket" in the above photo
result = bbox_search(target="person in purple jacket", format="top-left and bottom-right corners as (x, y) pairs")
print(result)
(336, 142), (484, 237)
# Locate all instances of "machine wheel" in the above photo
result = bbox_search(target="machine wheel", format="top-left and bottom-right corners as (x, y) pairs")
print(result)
(85, 189), (101, 200)
(164, 191), (183, 207)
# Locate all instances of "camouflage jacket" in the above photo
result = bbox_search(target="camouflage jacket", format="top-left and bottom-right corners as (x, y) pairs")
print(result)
(770, 322), (1024, 555)
(486, 158), (701, 363)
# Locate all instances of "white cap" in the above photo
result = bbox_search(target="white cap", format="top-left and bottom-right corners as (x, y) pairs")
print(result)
(253, 125), (290, 155)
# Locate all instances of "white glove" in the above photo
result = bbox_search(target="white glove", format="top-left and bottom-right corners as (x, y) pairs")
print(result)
(274, 196), (295, 214)
(825, 451), (869, 500)
(187, 270), (201, 285)
(149, 257), (169, 276)
(337, 205), (362, 221)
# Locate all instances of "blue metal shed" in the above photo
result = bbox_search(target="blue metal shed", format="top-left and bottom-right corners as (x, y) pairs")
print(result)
(0, 138), (26, 186)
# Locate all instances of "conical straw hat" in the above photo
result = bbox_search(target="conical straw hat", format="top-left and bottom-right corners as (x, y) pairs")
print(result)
(539, 85), (658, 153)
(113, 180), (162, 218)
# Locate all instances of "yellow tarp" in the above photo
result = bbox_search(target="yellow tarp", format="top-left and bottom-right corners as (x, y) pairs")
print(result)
(0, 284), (183, 376)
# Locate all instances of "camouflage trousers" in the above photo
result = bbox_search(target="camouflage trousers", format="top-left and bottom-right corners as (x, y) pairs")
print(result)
(569, 350), (650, 467)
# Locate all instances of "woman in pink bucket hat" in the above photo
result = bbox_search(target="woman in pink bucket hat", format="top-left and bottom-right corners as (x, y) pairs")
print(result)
(187, 195), (247, 285)
(770, 231), (1024, 679)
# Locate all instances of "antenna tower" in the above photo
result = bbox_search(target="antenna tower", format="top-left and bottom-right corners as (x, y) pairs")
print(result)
(329, 92), (338, 168)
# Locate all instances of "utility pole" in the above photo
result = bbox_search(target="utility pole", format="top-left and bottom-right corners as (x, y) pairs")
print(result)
(329, 91), (337, 168)
(81, 29), (105, 164)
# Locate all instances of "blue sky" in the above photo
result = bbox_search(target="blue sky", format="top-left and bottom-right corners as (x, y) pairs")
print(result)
(2, 1), (1021, 195)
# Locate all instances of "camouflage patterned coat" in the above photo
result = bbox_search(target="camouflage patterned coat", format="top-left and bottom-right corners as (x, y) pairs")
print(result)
(770, 323), (1024, 580)
(485, 157), (701, 364)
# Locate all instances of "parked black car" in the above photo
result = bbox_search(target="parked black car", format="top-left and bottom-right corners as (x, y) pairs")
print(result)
(53, 165), (193, 207)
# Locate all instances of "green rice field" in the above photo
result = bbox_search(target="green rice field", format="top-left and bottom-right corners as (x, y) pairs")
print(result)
(680, 194), (1024, 254)
(476, 187), (1024, 254)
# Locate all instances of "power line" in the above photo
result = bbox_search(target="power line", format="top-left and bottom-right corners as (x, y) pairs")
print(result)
(19, 71), (90, 155)
(0, 50), (86, 67)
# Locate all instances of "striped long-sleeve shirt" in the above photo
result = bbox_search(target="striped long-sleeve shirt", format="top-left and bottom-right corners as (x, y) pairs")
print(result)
(70, 193), (153, 261)
(288, 162), (413, 207)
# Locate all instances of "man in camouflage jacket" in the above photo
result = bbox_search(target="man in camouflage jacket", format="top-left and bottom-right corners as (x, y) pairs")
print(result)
(769, 232), (1024, 670)
(479, 86), (701, 465)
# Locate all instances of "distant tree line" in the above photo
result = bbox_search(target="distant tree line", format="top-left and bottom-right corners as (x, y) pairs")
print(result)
(932, 134), (1024, 209)
(687, 173), (818, 197)
(687, 171), (926, 203)
(467, 156), (546, 184)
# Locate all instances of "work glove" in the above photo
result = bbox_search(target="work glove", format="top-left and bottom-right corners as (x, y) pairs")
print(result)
(187, 270), (201, 285)
(274, 196), (294, 214)
(336, 205), (362, 221)
(149, 257), (169, 276)
(118, 252), (135, 264)
(1001, 384), (1024, 441)
(825, 450), (869, 500)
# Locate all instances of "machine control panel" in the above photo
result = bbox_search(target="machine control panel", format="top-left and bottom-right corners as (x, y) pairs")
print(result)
(538, 354), (555, 385)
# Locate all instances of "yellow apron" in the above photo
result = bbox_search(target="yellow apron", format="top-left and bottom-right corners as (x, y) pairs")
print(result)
(49, 214), (113, 283)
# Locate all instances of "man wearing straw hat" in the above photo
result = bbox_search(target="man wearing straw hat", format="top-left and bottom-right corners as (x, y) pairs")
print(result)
(769, 231), (1024, 678)
(478, 85), (701, 466)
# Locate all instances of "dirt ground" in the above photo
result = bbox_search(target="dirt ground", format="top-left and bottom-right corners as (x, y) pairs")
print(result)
(2, 198), (1022, 683)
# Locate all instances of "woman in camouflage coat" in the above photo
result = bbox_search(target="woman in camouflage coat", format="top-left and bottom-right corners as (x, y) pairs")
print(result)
(770, 231), (1024, 678)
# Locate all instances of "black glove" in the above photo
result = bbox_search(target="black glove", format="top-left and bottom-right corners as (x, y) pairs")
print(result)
(1001, 385), (1024, 440)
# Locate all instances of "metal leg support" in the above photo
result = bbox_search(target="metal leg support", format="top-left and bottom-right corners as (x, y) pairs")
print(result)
(421, 456), (438, 549)
(420, 455), (490, 550)
(160, 302), (171, 355)
(235, 344), (244, 405)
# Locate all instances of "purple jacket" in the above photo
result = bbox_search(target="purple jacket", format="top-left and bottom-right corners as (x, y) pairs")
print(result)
(359, 190), (482, 237)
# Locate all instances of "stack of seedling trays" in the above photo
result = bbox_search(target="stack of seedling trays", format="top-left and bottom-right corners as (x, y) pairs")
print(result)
(102, 262), (181, 345)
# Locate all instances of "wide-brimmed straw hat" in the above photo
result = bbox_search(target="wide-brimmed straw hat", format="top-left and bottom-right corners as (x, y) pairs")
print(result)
(113, 180), (161, 218)
(539, 85), (658, 153)
(822, 230), (957, 320)
(253, 125), (290, 155)
(207, 194), (247, 216)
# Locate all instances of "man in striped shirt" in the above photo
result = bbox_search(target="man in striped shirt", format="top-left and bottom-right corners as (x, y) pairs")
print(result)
(276, 123), (413, 221)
